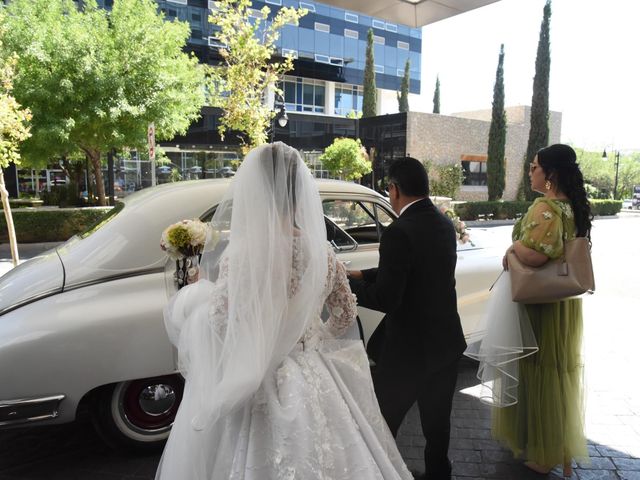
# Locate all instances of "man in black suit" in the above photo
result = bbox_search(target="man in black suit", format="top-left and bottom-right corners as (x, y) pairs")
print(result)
(348, 157), (466, 480)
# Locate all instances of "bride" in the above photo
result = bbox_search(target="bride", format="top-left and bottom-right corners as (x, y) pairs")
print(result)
(156, 142), (412, 480)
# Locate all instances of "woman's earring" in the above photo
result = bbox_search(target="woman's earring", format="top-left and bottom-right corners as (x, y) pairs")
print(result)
(545, 180), (552, 191)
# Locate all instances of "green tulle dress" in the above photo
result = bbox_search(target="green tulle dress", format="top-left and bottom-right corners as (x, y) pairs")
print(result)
(492, 198), (588, 466)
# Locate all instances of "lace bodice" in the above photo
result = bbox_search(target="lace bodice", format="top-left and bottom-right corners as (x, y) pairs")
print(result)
(206, 242), (357, 344)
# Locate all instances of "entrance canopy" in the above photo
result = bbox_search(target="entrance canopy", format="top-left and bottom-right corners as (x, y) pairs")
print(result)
(317, 0), (500, 28)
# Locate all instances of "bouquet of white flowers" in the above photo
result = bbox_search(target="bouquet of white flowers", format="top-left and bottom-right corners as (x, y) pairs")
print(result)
(439, 206), (472, 245)
(160, 219), (210, 287)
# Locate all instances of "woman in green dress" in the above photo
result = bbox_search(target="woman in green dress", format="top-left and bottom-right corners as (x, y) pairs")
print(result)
(493, 144), (592, 477)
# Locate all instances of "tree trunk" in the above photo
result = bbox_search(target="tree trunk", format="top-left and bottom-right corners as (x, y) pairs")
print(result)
(0, 170), (20, 267)
(86, 148), (107, 206)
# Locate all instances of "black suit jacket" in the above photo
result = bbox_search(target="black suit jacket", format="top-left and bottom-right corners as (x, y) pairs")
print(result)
(350, 198), (466, 375)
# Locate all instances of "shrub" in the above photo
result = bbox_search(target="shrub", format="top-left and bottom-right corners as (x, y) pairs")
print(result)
(0, 207), (112, 243)
(590, 199), (621, 216)
(454, 199), (622, 220)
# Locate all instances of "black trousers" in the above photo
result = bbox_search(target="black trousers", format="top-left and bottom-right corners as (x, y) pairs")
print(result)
(372, 359), (459, 480)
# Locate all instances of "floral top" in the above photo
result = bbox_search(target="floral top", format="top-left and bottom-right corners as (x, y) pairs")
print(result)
(513, 198), (577, 259)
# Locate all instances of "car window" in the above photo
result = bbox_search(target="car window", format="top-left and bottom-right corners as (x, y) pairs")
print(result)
(323, 199), (391, 245)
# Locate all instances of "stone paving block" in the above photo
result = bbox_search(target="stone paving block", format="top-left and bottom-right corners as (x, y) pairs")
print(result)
(448, 449), (481, 463)
(472, 438), (505, 451)
(614, 458), (640, 471)
(586, 444), (601, 457)
(451, 461), (481, 477)
(480, 449), (512, 463)
(450, 438), (475, 450)
(620, 471), (640, 480)
(578, 456), (616, 469)
(597, 445), (632, 458)
(575, 469), (620, 480)
(453, 427), (492, 440)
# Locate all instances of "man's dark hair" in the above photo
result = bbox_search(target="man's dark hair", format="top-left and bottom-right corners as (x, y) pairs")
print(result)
(388, 157), (429, 197)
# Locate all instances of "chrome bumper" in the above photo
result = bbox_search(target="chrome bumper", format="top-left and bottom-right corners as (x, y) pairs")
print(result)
(0, 395), (65, 426)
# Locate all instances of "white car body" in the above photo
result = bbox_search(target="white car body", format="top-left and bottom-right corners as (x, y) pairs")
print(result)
(0, 179), (502, 449)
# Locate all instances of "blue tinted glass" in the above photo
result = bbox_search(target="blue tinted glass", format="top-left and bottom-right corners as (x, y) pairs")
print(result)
(334, 89), (342, 113)
(410, 51), (420, 73)
(314, 31), (330, 55)
(303, 84), (314, 105)
(299, 27), (314, 52)
(384, 45), (396, 67)
(357, 41), (366, 64)
(344, 39), (358, 65)
(397, 48), (409, 67)
(284, 82), (296, 103)
(329, 34), (344, 59)
(282, 25), (297, 49)
(315, 85), (325, 107)
(355, 92), (363, 112)
(374, 43), (384, 64)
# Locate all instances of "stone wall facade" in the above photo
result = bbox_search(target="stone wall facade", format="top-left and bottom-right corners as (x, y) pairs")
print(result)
(405, 105), (562, 201)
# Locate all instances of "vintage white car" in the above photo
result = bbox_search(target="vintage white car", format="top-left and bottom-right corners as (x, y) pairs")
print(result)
(0, 179), (502, 450)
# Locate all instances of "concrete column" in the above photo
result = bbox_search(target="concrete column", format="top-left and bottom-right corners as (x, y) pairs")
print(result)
(325, 81), (335, 115)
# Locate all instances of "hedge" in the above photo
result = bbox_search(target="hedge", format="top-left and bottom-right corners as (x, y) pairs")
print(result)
(454, 199), (622, 221)
(0, 207), (112, 243)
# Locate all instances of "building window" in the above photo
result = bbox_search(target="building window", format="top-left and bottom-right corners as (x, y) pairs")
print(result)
(314, 22), (330, 33)
(397, 40), (410, 50)
(248, 8), (264, 18)
(282, 48), (298, 58)
(265, 0), (282, 5)
(167, 0), (187, 4)
(373, 35), (385, 45)
(314, 54), (330, 63)
(372, 19), (385, 30)
(299, 1), (315, 12)
(385, 23), (397, 33)
(461, 155), (488, 186)
(374, 65), (384, 74)
(334, 83), (363, 116)
(279, 76), (326, 114)
(208, 0), (218, 11)
(345, 12), (358, 23)
(330, 57), (344, 66)
(397, 69), (404, 77)
(344, 28), (358, 39)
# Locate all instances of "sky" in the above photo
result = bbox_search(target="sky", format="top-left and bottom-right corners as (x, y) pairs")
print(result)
(414, 0), (639, 153)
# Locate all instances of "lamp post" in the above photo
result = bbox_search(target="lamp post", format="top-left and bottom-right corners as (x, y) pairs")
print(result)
(602, 148), (621, 199)
(271, 104), (289, 143)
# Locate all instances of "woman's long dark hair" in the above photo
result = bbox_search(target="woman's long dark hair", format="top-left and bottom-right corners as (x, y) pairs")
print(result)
(537, 144), (593, 239)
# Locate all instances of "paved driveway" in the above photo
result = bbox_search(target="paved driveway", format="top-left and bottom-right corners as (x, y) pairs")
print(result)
(1, 215), (639, 479)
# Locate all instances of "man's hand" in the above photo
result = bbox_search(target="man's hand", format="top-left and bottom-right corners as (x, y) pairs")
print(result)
(347, 270), (363, 281)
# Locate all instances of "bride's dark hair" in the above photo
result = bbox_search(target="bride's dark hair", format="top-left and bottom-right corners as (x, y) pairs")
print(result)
(537, 144), (593, 239)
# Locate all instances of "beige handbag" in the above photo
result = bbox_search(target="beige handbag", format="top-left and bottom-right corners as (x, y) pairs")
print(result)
(507, 236), (595, 304)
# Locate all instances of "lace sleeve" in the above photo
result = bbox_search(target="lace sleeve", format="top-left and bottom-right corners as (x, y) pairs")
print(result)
(324, 249), (358, 338)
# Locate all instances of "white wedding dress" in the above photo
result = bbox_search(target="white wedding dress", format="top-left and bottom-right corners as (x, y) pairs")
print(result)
(156, 243), (412, 480)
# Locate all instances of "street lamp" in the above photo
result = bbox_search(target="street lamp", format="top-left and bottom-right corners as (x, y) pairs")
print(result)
(271, 105), (288, 143)
(602, 148), (621, 199)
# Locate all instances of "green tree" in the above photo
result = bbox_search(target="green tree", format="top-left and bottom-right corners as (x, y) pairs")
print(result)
(0, 14), (31, 266)
(319, 138), (372, 181)
(2, 0), (206, 206)
(397, 59), (410, 113)
(208, 0), (306, 149)
(362, 29), (377, 118)
(423, 161), (464, 199)
(433, 75), (441, 114)
(521, 0), (551, 200)
(487, 44), (507, 201)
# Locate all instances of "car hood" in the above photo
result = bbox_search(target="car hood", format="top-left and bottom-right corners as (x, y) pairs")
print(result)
(0, 250), (64, 315)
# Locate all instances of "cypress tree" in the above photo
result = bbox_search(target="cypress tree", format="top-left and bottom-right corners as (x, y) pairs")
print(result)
(397, 59), (410, 113)
(522, 0), (551, 200)
(432, 75), (440, 114)
(487, 44), (507, 201)
(362, 28), (377, 118)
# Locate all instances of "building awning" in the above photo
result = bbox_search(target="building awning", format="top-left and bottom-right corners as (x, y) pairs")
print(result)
(460, 154), (488, 162)
(316, 0), (500, 28)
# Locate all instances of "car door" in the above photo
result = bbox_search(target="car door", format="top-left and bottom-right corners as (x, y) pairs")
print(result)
(321, 195), (396, 344)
